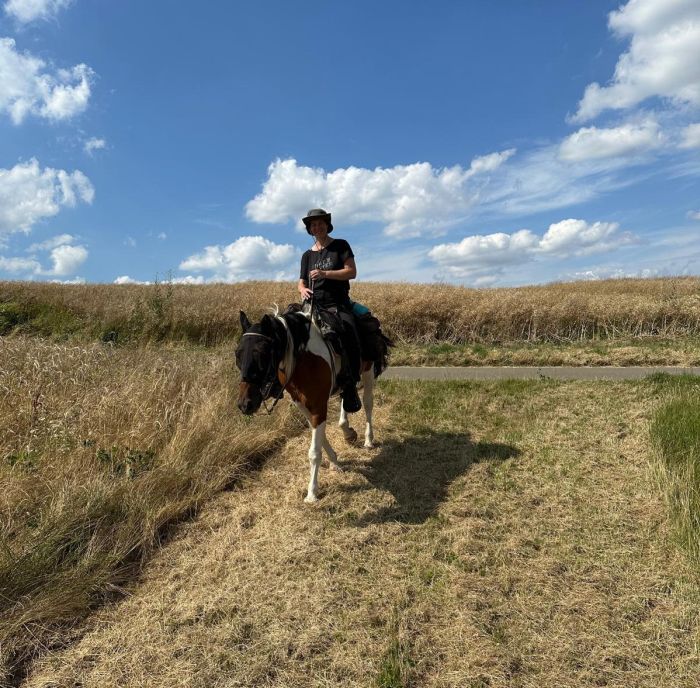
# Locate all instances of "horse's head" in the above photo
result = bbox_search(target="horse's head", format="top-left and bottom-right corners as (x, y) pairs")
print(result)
(235, 311), (281, 415)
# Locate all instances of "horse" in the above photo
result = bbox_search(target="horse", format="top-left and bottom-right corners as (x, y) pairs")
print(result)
(235, 306), (390, 503)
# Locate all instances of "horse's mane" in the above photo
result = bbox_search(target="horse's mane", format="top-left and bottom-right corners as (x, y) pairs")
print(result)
(273, 303), (310, 357)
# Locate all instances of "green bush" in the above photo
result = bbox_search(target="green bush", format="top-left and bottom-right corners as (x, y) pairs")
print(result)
(0, 302), (30, 334)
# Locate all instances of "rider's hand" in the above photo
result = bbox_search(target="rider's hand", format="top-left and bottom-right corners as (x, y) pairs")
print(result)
(309, 268), (326, 281)
(299, 286), (313, 300)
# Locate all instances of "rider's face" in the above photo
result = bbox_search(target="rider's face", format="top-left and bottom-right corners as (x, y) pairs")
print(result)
(308, 219), (329, 238)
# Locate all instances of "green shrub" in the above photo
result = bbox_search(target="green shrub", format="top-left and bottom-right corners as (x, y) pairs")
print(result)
(0, 302), (30, 334)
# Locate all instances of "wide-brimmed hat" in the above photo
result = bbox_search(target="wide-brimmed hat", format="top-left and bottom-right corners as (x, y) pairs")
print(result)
(302, 208), (333, 234)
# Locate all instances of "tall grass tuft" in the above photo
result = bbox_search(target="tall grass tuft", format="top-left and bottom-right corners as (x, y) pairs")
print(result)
(0, 338), (305, 683)
(650, 380), (700, 562)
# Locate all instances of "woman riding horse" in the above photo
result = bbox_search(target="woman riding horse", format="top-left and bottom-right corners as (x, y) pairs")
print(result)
(298, 208), (362, 413)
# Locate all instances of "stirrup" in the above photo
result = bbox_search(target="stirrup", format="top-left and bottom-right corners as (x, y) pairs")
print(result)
(341, 385), (362, 413)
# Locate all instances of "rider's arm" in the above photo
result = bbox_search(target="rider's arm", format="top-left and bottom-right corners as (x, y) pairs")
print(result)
(314, 258), (357, 281)
(298, 278), (312, 297)
(299, 253), (313, 300)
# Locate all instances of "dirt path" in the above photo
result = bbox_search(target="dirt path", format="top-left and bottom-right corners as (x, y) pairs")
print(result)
(24, 380), (700, 687)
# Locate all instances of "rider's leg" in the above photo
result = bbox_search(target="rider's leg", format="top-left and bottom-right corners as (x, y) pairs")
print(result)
(337, 309), (362, 413)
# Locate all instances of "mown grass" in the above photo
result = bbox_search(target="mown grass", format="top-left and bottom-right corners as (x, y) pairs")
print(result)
(650, 375), (700, 564)
(3, 276), (700, 347)
(0, 337), (306, 684)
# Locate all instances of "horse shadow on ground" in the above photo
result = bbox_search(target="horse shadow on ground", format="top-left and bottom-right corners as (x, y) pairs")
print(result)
(340, 432), (520, 526)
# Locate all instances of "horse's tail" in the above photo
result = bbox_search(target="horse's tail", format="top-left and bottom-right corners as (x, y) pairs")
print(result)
(373, 332), (393, 378)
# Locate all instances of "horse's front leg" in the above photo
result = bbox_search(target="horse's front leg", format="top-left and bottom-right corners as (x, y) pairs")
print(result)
(294, 401), (343, 472)
(305, 420), (325, 503)
(361, 368), (375, 448)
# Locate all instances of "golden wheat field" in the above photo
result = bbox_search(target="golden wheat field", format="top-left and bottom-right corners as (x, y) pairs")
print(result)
(2, 276), (700, 346)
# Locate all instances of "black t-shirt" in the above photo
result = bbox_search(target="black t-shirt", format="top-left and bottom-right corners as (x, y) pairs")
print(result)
(300, 238), (354, 306)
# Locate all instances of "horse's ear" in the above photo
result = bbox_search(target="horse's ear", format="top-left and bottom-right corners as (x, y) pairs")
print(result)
(240, 311), (251, 333)
(260, 314), (273, 334)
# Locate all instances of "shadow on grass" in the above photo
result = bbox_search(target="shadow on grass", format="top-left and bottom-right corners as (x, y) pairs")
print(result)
(342, 432), (520, 525)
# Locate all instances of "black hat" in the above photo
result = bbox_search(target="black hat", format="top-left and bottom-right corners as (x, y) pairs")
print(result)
(302, 208), (333, 234)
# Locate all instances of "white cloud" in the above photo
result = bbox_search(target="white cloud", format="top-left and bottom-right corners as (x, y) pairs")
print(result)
(429, 230), (539, 271)
(687, 210), (700, 220)
(0, 233), (86, 278)
(465, 149), (517, 175)
(572, 0), (700, 122)
(49, 243), (87, 275)
(124, 236), (136, 247)
(245, 151), (516, 239)
(245, 144), (668, 238)
(50, 276), (85, 284)
(428, 219), (636, 280)
(114, 275), (150, 285)
(27, 233), (75, 251)
(171, 275), (204, 284)
(180, 235), (299, 282)
(559, 119), (664, 161)
(4, 0), (73, 23)
(569, 267), (660, 281)
(0, 254), (40, 273)
(84, 137), (106, 155)
(157, 232), (167, 240)
(0, 159), (94, 235)
(538, 219), (635, 256)
(680, 122), (700, 149)
(0, 37), (93, 124)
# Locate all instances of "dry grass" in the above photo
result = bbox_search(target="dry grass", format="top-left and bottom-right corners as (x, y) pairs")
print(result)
(0, 337), (305, 685)
(2, 276), (700, 346)
(22, 379), (700, 687)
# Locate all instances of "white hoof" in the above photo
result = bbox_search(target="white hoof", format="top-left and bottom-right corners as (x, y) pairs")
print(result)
(364, 440), (374, 449)
(329, 462), (345, 472)
(304, 494), (318, 504)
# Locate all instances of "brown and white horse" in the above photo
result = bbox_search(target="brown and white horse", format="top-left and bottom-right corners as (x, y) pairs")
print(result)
(236, 307), (386, 503)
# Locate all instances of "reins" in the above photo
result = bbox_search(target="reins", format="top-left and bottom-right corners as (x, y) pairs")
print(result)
(240, 327), (291, 415)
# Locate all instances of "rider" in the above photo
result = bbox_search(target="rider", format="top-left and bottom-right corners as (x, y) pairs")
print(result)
(298, 208), (363, 413)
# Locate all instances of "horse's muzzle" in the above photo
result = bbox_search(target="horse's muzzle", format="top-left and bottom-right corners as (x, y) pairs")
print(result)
(237, 382), (262, 415)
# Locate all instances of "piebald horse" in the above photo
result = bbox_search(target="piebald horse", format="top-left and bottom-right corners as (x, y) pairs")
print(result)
(236, 307), (387, 503)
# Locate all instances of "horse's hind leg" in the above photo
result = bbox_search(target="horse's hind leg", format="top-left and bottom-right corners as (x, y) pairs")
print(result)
(338, 404), (358, 444)
(361, 368), (375, 448)
(305, 420), (325, 503)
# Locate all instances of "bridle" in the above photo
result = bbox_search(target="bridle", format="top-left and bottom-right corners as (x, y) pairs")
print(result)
(239, 324), (292, 414)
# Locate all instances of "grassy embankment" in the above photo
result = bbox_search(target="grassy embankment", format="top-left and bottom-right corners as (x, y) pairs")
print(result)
(0, 338), (306, 685)
(3, 277), (700, 365)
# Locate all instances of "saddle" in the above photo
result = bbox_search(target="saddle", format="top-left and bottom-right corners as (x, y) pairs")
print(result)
(283, 302), (343, 354)
(284, 301), (392, 377)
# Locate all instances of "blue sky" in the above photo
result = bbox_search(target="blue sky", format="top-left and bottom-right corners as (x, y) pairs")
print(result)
(0, 0), (699, 286)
